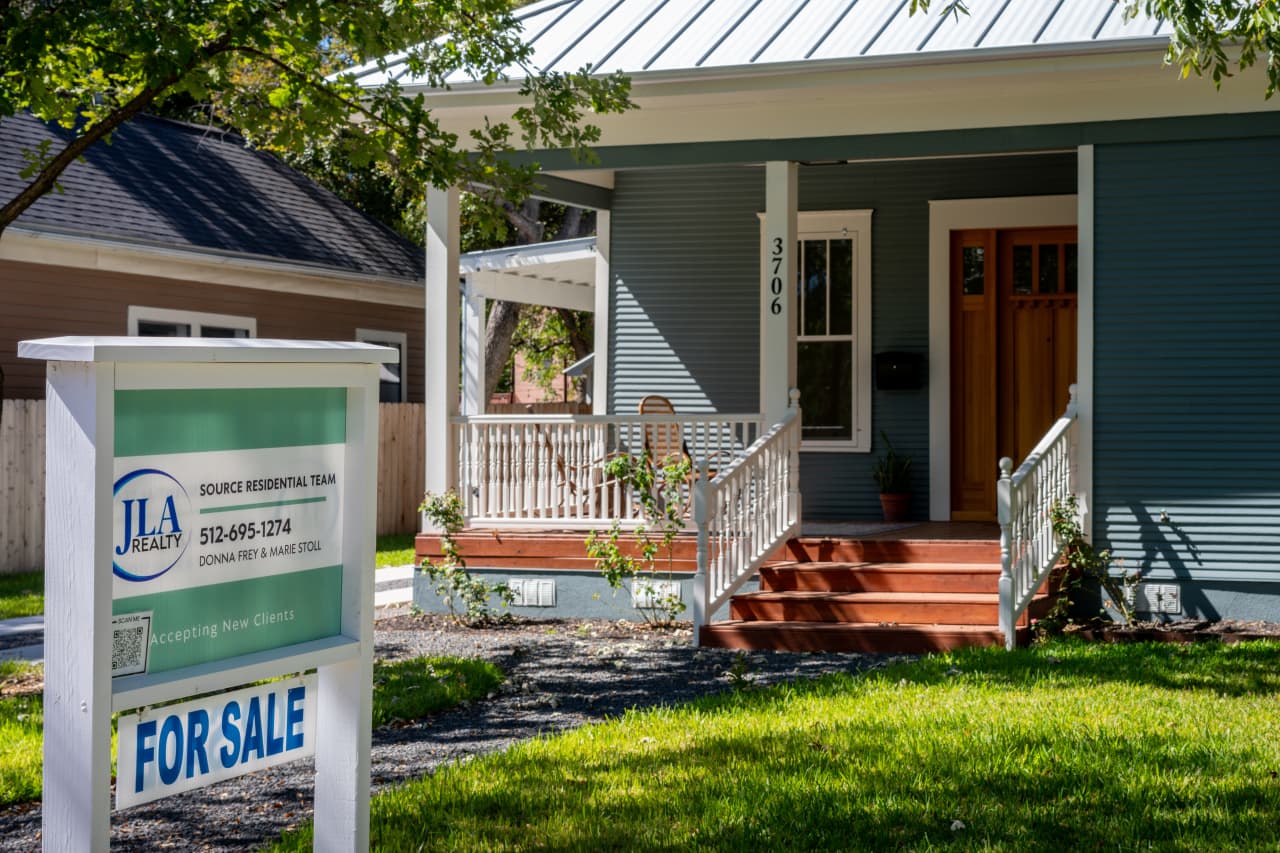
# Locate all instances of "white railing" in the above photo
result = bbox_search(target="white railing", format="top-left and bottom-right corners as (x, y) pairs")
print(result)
(997, 385), (1079, 650)
(691, 391), (802, 645)
(451, 412), (764, 526)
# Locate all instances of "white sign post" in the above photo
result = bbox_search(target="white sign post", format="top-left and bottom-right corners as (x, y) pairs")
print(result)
(19, 337), (395, 852)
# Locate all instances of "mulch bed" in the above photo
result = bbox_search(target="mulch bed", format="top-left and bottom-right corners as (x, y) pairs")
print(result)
(1064, 619), (1280, 644)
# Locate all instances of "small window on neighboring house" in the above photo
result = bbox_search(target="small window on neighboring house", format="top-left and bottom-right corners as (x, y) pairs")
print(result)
(356, 329), (408, 403)
(128, 306), (256, 338)
(761, 210), (874, 452)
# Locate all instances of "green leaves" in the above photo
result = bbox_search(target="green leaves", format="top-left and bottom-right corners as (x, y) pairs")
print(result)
(1, 0), (634, 234)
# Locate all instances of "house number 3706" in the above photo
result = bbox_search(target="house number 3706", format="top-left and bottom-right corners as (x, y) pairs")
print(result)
(769, 237), (784, 315)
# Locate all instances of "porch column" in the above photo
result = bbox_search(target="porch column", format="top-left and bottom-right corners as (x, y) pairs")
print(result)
(424, 184), (460, 526)
(461, 282), (486, 416)
(592, 210), (611, 414)
(761, 161), (798, 425)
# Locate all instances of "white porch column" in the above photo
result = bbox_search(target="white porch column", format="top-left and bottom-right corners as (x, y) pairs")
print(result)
(424, 184), (460, 524)
(761, 161), (798, 425)
(592, 210), (611, 414)
(461, 282), (486, 416)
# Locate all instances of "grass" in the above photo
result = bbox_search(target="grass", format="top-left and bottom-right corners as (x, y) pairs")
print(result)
(0, 655), (501, 808)
(372, 656), (503, 728)
(272, 639), (1280, 852)
(0, 571), (43, 619)
(376, 534), (416, 569)
(0, 662), (44, 806)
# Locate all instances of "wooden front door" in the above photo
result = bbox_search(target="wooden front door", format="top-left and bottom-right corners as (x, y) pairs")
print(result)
(950, 227), (1078, 520)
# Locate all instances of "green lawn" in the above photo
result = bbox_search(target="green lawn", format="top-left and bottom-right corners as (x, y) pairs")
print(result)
(274, 639), (1280, 851)
(375, 534), (416, 569)
(0, 656), (501, 808)
(0, 571), (43, 619)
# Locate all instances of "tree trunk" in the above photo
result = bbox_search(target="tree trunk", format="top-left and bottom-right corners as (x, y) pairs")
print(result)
(482, 299), (523, 403)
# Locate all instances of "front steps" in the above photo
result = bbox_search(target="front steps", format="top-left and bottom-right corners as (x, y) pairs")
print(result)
(700, 536), (1047, 653)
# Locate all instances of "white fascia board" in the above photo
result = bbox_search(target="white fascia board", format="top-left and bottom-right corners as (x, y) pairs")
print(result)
(0, 227), (424, 308)
(18, 336), (399, 364)
(418, 46), (1280, 151)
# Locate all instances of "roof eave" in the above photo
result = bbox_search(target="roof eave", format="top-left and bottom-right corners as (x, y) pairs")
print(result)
(398, 36), (1173, 103)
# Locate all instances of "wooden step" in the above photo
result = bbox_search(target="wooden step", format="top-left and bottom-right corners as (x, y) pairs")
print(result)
(774, 538), (999, 565)
(729, 591), (1003, 625)
(760, 562), (1000, 594)
(700, 621), (1021, 653)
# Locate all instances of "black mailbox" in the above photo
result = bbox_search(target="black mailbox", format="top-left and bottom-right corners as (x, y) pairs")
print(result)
(874, 351), (925, 391)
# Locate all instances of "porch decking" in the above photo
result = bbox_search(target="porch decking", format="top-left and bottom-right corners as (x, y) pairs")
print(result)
(416, 522), (1050, 652)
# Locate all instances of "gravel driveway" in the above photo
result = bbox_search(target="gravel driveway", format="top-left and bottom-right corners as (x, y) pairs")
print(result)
(0, 612), (906, 851)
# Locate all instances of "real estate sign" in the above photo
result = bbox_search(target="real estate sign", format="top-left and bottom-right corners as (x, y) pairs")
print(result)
(20, 336), (392, 853)
(110, 387), (347, 675)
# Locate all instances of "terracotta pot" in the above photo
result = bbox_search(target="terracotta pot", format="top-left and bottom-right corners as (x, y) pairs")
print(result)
(879, 492), (911, 523)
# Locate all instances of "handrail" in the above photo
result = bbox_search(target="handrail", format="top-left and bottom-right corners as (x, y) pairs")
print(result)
(997, 384), (1079, 650)
(451, 412), (765, 527)
(692, 390), (802, 645)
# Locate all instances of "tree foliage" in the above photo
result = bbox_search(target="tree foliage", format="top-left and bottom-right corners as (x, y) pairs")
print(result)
(0, 0), (632, 235)
(912, 0), (1280, 97)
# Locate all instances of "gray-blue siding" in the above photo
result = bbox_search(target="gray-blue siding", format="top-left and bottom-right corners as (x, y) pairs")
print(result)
(1094, 135), (1280, 593)
(609, 154), (1076, 519)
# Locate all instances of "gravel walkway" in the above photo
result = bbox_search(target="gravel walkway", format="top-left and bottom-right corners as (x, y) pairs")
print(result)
(0, 613), (908, 851)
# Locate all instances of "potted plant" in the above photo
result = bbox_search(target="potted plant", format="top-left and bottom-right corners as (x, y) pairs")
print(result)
(872, 431), (912, 522)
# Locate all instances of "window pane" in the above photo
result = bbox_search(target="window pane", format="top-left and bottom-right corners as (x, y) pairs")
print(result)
(828, 238), (853, 335)
(1012, 245), (1033, 295)
(201, 325), (250, 338)
(798, 341), (852, 442)
(1064, 243), (1078, 293)
(137, 321), (190, 337)
(1039, 244), (1059, 294)
(802, 240), (827, 336)
(962, 245), (985, 295)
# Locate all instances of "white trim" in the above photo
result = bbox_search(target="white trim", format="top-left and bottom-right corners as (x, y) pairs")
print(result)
(424, 185), (461, 511)
(593, 211), (611, 414)
(422, 51), (1279, 152)
(2, 227), (423, 308)
(127, 305), (256, 338)
(1077, 146), (1095, 541)
(927, 194), (1078, 521)
(760, 208), (873, 451)
(355, 328), (409, 403)
(760, 162), (798, 426)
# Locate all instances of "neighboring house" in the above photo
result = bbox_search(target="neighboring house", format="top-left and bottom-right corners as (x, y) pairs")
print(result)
(0, 111), (425, 403)
(375, 0), (1280, 640)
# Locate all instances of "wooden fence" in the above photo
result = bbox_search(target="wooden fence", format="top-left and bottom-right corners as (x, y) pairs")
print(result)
(1, 400), (45, 573)
(0, 401), (425, 574)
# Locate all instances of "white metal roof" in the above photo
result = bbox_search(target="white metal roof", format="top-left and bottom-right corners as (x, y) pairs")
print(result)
(353, 0), (1170, 89)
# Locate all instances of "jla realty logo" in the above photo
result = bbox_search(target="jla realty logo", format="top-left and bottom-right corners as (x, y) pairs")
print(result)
(113, 468), (192, 581)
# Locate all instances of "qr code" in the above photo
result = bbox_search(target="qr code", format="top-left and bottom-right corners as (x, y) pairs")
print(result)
(111, 612), (151, 677)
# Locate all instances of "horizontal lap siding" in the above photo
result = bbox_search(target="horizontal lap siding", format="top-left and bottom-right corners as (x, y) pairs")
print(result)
(1095, 136), (1280, 582)
(611, 154), (1076, 519)
(0, 259), (423, 402)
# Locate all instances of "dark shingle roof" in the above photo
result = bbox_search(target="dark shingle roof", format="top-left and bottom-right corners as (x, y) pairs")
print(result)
(0, 112), (424, 282)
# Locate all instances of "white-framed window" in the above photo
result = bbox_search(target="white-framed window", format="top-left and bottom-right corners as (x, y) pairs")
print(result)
(356, 328), (408, 403)
(127, 306), (256, 339)
(788, 210), (873, 452)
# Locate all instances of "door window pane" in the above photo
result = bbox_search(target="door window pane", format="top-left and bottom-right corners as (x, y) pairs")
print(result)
(798, 341), (853, 442)
(1012, 245), (1033, 295)
(1039, 244), (1059, 294)
(802, 239), (827, 336)
(1064, 243), (1078, 293)
(962, 245), (985, 295)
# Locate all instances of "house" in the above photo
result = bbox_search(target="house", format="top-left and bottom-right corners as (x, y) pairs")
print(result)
(373, 0), (1280, 647)
(0, 111), (425, 403)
